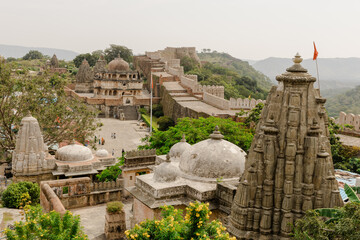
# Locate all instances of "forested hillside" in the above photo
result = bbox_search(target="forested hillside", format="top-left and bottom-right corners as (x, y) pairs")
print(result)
(326, 85), (360, 117)
(198, 52), (273, 91)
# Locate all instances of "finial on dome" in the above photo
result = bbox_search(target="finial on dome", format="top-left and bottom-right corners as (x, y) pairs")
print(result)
(26, 111), (32, 117)
(210, 125), (224, 140)
(181, 134), (186, 142)
(166, 153), (171, 162)
(293, 53), (303, 64)
(70, 139), (76, 145)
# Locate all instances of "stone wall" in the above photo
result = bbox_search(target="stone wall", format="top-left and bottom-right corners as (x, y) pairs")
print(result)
(160, 85), (210, 121)
(105, 210), (126, 240)
(40, 177), (123, 213)
(229, 98), (265, 110)
(203, 92), (230, 110)
(338, 111), (360, 131)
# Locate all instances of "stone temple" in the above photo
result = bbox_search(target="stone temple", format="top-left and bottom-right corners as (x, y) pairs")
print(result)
(12, 114), (116, 182)
(229, 54), (343, 239)
(127, 128), (247, 225)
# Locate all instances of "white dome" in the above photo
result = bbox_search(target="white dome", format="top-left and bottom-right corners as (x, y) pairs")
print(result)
(179, 127), (246, 179)
(153, 161), (178, 182)
(55, 144), (93, 162)
(96, 149), (109, 157)
(169, 135), (192, 162)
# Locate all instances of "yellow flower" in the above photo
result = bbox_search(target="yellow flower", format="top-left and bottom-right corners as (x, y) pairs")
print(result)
(196, 213), (200, 217)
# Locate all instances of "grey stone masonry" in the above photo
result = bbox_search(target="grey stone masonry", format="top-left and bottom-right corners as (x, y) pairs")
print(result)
(229, 53), (343, 240)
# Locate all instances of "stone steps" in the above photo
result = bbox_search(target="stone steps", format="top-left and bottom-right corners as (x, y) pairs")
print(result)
(119, 106), (138, 120)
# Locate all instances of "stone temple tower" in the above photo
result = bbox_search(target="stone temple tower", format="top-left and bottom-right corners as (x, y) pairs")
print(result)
(12, 113), (55, 182)
(229, 54), (343, 239)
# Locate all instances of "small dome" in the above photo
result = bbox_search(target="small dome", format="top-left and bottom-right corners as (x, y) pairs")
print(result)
(153, 155), (178, 182)
(55, 144), (93, 162)
(169, 134), (192, 162)
(96, 149), (109, 157)
(108, 57), (130, 71)
(179, 126), (246, 179)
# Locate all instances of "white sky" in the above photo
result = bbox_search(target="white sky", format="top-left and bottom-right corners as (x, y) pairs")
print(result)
(1, 0), (359, 60)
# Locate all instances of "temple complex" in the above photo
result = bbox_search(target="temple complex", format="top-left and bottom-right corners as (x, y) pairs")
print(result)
(127, 127), (247, 225)
(12, 113), (56, 182)
(228, 54), (343, 239)
(75, 59), (94, 93)
(12, 114), (116, 182)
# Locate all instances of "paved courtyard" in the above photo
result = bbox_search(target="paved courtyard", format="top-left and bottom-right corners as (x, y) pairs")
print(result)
(94, 119), (149, 158)
(337, 134), (360, 148)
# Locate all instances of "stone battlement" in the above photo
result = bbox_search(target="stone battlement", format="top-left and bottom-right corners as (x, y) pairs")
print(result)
(338, 111), (360, 131)
(125, 149), (156, 158)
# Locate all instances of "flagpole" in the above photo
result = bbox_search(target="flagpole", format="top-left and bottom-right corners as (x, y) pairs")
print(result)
(150, 71), (153, 134)
(315, 58), (320, 89)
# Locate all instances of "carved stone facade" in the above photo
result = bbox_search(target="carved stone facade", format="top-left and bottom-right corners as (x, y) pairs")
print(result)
(12, 113), (56, 182)
(229, 54), (343, 239)
(75, 59), (94, 93)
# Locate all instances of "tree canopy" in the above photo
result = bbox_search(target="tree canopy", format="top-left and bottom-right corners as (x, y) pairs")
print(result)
(0, 61), (101, 155)
(73, 53), (98, 68)
(139, 117), (254, 155)
(22, 50), (44, 60)
(104, 44), (133, 64)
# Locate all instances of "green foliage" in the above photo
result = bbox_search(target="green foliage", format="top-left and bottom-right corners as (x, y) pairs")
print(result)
(6, 57), (17, 62)
(187, 62), (268, 100)
(157, 116), (175, 131)
(73, 53), (98, 68)
(0, 61), (101, 152)
(325, 85), (360, 117)
(152, 104), (164, 118)
(23, 50), (44, 60)
(5, 205), (88, 240)
(106, 201), (124, 213)
(125, 202), (235, 240)
(240, 102), (264, 127)
(293, 202), (360, 240)
(2, 182), (40, 209)
(181, 56), (200, 72)
(104, 44), (133, 64)
(139, 117), (253, 155)
(344, 183), (360, 203)
(198, 52), (273, 91)
(96, 157), (124, 182)
(344, 124), (354, 129)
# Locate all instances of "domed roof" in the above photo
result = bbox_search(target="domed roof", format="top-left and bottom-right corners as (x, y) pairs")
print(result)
(55, 143), (93, 162)
(169, 134), (192, 162)
(95, 149), (109, 157)
(179, 126), (246, 179)
(153, 155), (178, 182)
(108, 57), (130, 72)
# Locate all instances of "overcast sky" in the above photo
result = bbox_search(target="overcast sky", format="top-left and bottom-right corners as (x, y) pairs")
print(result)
(1, 0), (359, 60)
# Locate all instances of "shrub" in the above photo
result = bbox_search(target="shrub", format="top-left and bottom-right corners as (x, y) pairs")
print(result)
(96, 157), (124, 182)
(2, 181), (40, 208)
(106, 201), (124, 214)
(125, 202), (235, 240)
(5, 205), (88, 240)
(152, 104), (164, 118)
(157, 116), (175, 131)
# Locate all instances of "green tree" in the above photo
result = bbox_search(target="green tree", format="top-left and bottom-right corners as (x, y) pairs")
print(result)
(5, 205), (87, 240)
(157, 116), (175, 131)
(125, 202), (235, 240)
(2, 181), (40, 208)
(22, 50), (44, 60)
(73, 53), (97, 68)
(180, 56), (200, 73)
(139, 117), (254, 155)
(293, 202), (360, 240)
(152, 104), (164, 118)
(104, 44), (133, 64)
(96, 156), (124, 182)
(0, 61), (101, 153)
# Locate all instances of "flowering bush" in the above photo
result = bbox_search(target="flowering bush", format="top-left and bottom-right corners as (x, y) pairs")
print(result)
(2, 181), (40, 208)
(5, 204), (88, 240)
(125, 201), (235, 240)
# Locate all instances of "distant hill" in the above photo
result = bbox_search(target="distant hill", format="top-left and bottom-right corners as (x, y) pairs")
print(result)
(326, 85), (360, 118)
(198, 52), (273, 91)
(0, 44), (78, 61)
(251, 57), (360, 90)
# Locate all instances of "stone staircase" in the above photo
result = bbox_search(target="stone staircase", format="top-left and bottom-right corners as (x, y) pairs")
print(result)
(119, 106), (138, 120)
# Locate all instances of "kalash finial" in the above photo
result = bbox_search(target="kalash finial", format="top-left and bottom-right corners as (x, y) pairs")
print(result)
(210, 125), (224, 140)
(293, 52), (303, 64)
(26, 110), (32, 117)
(180, 134), (186, 142)
(165, 153), (171, 162)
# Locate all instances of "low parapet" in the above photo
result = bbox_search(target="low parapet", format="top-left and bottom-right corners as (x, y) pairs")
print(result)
(125, 149), (156, 158)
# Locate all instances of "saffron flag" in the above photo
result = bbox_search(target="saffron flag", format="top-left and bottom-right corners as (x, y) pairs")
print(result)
(313, 42), (318, 60)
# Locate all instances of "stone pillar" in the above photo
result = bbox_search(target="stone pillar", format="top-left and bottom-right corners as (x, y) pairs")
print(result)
(105, 210), (126, 240)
